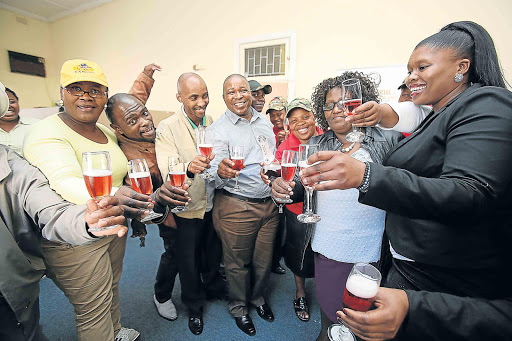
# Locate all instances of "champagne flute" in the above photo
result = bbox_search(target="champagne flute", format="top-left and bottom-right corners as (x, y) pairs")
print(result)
(297, 144), (321, 223)
(342, 79), (365, 143)
(275, 150), (297, 204)
(82, 151), (115, 231)
(168, 156), (189, 213)
(230, 145), (245, 192)
(283, 117), (290, 139)
(127, 158), (163, 223)
(197, 125), (214, 180)
(328, 263), (382, 341)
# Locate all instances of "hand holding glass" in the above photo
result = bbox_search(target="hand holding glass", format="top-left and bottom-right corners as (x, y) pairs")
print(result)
(168, 156), (189, 213)
(82, 151), (115, 231)
(127, 158), (163, 223)
(297, 144), (321, 223)
(328, 263), (382, 341)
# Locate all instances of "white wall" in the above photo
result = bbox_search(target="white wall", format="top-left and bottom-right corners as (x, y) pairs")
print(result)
(2, 0), (512, 119)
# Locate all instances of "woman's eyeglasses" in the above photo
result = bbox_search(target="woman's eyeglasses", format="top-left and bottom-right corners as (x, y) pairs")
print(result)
(64, 86), (107, 98)
(323, 100), (344, 112)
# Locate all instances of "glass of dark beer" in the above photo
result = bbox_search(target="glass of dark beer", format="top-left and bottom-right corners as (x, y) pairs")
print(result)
(82, 151), (115, 231)
(327, 263), (381, 341)
(127, 158), (163, 223)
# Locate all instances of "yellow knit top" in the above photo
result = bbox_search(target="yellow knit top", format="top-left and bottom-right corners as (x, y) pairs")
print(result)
(24, 113), (127, 205)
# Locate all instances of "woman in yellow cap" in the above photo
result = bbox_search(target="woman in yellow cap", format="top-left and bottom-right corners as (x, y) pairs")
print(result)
(24, 59), (142, 341)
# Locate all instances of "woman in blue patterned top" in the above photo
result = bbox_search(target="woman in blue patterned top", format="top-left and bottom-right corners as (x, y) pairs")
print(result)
(272, 72), (403, 341)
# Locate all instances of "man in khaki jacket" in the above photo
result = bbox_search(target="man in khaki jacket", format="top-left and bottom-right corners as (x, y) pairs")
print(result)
(155, 73), (224, 336)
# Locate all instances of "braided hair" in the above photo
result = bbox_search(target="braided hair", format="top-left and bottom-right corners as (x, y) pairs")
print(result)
(311, 71), (380, 131)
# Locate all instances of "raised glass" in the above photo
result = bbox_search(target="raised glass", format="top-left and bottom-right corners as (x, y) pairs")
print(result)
(342, 79), (364, 143)
(82, 151), (114, 231)
(127, 158), (163, 223)
(297, 144), (321, 223)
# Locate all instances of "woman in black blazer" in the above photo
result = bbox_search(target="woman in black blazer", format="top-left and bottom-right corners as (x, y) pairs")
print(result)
(301, 21), (512, 341)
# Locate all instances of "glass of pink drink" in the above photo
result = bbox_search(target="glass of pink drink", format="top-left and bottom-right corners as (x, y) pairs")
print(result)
(328, 263), (382, 341)
(275, 149), (297, 204)
(127, 158), (163, 223)
(168, 156), (189, 213)
(342, 78), (365, 143)
(82, 151), (115, 231)
(197, 125), (214, 180)
(229, 145), (245, 192)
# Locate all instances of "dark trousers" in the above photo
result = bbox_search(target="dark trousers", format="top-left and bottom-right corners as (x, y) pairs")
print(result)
(0, 294), (48, 341)
(174, 211), (224, 316)
(154, 224), (179, 303)
(212, 192), (279, 317)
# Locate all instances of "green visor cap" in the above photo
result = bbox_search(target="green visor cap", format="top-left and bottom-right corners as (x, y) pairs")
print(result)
(286, 98), (313, 117)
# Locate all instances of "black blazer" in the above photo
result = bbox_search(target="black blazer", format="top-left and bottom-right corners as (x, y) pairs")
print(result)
(360, 84), (512, 340)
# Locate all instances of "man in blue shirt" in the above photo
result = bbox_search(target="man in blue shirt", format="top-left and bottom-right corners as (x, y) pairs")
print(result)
(208, 74), (279, 336)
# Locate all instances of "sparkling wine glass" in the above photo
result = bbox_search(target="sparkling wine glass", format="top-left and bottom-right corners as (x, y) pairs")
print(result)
(197, 125), (214, 180)
(342, 79), (364, 143)
(328, 263), (382, 341)
(127, 158), (163, 223)
(82, 151), (115, 231)
(230, 145), (245, 192)
(283, 117), (290, 138)
(168, 156), (189, 213)
(297, 144), (321, 223)
(275, 150), (297, 204)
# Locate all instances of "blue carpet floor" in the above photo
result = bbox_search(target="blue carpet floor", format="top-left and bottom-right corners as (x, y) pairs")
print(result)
(39, 224), (322, 340)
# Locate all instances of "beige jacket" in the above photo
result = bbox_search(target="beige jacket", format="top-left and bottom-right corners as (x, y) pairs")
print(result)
(155, 111), (213, 219)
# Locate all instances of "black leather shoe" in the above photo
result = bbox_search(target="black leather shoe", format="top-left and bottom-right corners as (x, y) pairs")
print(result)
(271, 265), (286, 275)
(256, 303), (274, 322)
(235, 314), (256, 336)
(188, 315), (203, 335)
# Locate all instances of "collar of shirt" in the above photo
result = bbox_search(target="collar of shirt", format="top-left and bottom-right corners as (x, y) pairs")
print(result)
(225, 107), (261, 125)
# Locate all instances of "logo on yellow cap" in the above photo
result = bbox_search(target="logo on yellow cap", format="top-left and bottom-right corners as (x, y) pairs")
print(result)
(73, 63), (95, 73)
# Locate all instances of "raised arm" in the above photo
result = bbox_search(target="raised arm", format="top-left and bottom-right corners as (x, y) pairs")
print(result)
(128, 63), (161, 105)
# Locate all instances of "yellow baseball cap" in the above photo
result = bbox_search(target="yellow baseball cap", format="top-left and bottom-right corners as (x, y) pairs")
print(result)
(60, 59), (109, 88)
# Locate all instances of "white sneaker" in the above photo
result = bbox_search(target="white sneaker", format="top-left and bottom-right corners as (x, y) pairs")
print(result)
(153, 295), (178, 321)
(114, 327), (140, 341)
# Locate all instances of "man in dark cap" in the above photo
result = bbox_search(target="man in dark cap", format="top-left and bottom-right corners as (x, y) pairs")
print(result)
(248, 80), (272, 113)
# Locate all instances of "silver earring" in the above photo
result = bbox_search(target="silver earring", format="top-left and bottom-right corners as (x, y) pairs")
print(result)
(454, 73), (463, 83)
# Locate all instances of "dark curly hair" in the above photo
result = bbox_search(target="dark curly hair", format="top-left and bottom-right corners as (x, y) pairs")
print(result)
(311, 71), (380, 131)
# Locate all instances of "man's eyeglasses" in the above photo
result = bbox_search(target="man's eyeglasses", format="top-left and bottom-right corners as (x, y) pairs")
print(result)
(323, 100), (344, 112)
(64, 86), (107, 98)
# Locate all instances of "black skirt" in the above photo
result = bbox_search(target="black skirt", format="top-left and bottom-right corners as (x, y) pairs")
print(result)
(282, 207), (315, 278)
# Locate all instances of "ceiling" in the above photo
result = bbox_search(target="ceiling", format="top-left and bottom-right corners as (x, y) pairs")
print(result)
(0, 0), (112, 22)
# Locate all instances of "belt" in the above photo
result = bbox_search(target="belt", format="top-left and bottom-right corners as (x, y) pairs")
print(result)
(222, 189), (271, 204)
